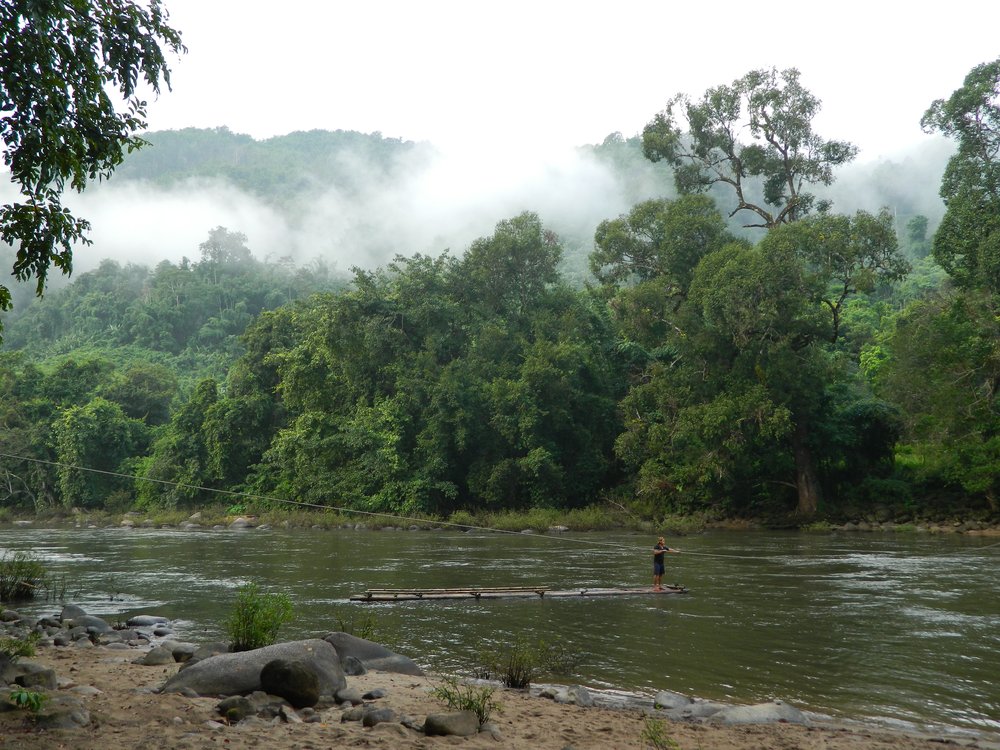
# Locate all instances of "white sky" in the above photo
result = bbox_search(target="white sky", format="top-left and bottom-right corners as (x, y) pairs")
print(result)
(144, 0), (1000, 163)
(7, 0), (995, 280)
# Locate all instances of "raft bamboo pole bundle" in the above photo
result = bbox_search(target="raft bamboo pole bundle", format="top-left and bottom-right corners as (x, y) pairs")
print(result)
(350, 585), (688, 602)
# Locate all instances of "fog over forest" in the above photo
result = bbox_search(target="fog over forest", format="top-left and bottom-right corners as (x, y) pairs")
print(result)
(35, 138), (631, 277)
(3, 128), (954, 289)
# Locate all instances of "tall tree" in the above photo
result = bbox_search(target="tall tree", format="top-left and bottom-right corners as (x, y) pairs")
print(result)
(460, 212), (562, 319)
(0, 0), (185, 339)
(137, 379), (220, 509)
(921, 57), (1000, 293)
(642, 67), (857, 228)
(600, 200), (908, 516)
(877, 57), (1000, 511)
(53, 397), (146, 508)
(629, 69), (883, 516)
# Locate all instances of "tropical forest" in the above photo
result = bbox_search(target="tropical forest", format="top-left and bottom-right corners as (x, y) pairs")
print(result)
(1, 63), (998, 531)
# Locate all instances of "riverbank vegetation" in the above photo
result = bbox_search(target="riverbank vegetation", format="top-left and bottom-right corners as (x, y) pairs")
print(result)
(225, 582), (294, 652)
(1, 61), (997, 530)
(0, 552), (46, 602)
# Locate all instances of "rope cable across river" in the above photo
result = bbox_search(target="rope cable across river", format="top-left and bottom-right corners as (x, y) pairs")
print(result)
(2, 450), (998, 564)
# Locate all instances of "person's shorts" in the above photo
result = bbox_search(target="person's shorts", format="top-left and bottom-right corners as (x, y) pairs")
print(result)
(653, 561), (665, 575)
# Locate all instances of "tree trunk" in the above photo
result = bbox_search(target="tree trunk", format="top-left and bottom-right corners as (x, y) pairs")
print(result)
(792, 419), (822, 516)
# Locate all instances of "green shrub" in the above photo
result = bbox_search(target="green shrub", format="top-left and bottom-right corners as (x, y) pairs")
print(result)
(561, 504), (626, 531)
(258, 507), (353, 529)
(432, 676), (502, 726)
(8, 687), (47, 715)
(476, 635), (584, 688)
(641, 716), (680, 749)
(0, 632), (40, 661)
(225, 582), (294, 652)
(446, 510), (477, 530)
(0, 552), (46, 602)
(478, 637), (536, 689)
(490, 507), (560, 532)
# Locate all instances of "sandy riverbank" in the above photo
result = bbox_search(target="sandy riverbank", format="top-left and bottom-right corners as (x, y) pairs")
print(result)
(1, 643), (996, 750)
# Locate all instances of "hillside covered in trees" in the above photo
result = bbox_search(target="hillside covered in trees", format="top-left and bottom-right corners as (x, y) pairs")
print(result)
(0, 63), (996, 526)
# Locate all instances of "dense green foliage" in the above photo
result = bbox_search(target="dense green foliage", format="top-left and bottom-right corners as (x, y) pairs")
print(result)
(3, 227), (341, 360)
(0, 227), (343, 512)
(7, 687), (47, 715)
(0, 0), (185, 338)
(875, 58), (1000, 512)
(223, 213), (622, 516)
(0, 60), (997, 525)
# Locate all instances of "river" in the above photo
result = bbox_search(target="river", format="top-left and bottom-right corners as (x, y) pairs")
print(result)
(1, 525), (997, 737)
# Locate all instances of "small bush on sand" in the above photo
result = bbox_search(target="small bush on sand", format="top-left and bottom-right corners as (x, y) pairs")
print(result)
(641, 716), (681, 749)
(432, 676), (502, 726)
(225, 582), (294, 652)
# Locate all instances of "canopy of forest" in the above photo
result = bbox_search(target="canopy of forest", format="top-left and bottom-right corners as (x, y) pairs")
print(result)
(1, 62), (996, 525)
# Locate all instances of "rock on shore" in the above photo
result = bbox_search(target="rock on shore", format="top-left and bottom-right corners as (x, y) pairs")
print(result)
(0, 604), (993, 750)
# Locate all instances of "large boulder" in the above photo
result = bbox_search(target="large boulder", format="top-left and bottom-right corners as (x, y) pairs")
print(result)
(1, 659), (55, 688)
(423, 710), (480, 736)
(126, 615), (169, 627)
(322, 632), (424, 676)
(134, 645), (176, 666)
(15, 667), (58, 690)
(160, 639), (345, 698)
(64, 614), (114, 635)
(33, 695), (91, 729)
(59, 604), (88, 622)
(183, 641), (229, 667)
(709, 700), (808, 725)
(654, 689), (692, 709)
(259, 659), (320, 708)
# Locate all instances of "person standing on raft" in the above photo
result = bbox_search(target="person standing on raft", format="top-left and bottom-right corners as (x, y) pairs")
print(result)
(653, 536), (679, 591)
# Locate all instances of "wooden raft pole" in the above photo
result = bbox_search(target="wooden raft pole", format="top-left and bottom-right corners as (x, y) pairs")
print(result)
(349, 584), (688, 602)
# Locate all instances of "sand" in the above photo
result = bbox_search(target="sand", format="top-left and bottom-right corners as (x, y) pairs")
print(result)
(0, 644), (995, 750)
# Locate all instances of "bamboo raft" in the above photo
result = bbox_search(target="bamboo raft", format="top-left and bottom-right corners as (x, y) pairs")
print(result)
(350, 584), (688, 602)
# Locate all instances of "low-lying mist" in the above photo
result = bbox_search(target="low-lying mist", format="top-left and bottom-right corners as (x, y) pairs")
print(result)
(57, 141), (631, 276)
(6, 130), (953, 284)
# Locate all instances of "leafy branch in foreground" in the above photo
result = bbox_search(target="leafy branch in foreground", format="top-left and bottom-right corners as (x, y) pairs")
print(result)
(0, 0), (186, 341)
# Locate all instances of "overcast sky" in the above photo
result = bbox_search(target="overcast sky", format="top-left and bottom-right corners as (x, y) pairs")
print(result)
(8, 0), (995, 280)
(144, 0), (1000, 163)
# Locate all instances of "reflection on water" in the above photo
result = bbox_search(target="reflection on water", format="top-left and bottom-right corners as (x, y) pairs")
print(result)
(1, 526), (998, 736)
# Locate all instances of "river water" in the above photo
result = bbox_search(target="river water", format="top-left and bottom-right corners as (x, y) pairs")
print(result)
(1, 525), (997, 737)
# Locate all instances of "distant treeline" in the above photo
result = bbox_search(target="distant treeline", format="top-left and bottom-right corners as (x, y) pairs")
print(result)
(0, 108), (995, 523)
(113, 126), (429, 204)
